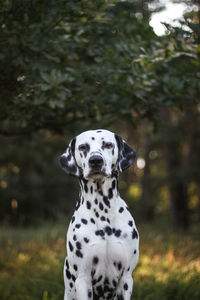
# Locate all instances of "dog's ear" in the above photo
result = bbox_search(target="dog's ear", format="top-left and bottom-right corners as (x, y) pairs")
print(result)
(115, 134), (136, 172)
(59, 138), (81, 177)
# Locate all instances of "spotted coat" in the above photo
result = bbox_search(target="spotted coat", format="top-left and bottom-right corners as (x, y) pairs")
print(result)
(59, 129), (139, 300)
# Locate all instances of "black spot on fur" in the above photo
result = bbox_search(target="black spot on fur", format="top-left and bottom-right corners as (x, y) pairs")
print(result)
(66, 270), (71, 279)
(81, 218), (88, 224)
(113, 280), (117, 287)
(76, 241), (82, 249)
(71, 274), (76, 282)
(91, 218), (95, 224)
(108, 188), (113, 199)
(95, 198), (98, 205)
(103, 196), (110, 208)
(93, 256), (99, 264)
(88, 290), (92, 298)
(86, 201), (91, 209)
(84, 237), (89, 243)
(71, 216), (75, 223)
(105, 226), (112, 235)
(82, 179), (88, 193)
(68, 241), (73, 252)
(97, 275), (103, 282)
(115, 229), (122, 237)
(90, 186), (93, 194)
(66, 259), (69, 269)
(112, 179), (116, 189)
(73, 264), (78, 271)
(99, 202), (104, 211)
(134, 249), (137, 254)
(124, 283), (128, 290)
(76, 250), (83, 258)
(100, 216), (106, 221)
(119, 207), (124, 213)
(118, 262), (122, 270)
(73, 234), (77, 241)
(75, 224), (81, 229)
(95, 212), (99, 218)
(128, 220), (133, 227)
(132, 228), (138, 239)
(95, 230), (104, 237)
(91, 269), (96, 278)
(70, 282), (73, 288)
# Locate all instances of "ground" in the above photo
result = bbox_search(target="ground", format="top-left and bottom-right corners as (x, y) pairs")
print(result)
(0, 221), (199, 300)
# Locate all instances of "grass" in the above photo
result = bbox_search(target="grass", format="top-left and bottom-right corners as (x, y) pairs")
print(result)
(0, 221), (200, 300)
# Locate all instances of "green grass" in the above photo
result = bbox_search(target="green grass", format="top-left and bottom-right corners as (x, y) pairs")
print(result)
(0, 222), (200, 300)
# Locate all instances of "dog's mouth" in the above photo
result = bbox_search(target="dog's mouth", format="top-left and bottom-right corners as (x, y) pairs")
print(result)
(87, 168), (107, 179)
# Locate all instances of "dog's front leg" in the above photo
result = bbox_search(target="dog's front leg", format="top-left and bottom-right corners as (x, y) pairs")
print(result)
(116, 273), (133, 300)
(75, 273), (92, 300)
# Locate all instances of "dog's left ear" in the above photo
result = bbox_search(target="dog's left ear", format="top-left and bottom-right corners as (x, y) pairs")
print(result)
(59, 138), (81, 177)
(115, 134), (136, 172)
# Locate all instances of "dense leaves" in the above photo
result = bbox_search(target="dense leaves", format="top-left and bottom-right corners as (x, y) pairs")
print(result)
(1, 0), (199, 135)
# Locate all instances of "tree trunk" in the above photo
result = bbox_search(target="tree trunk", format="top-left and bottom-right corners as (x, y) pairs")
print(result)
(162, 110), (189, 230)
(140, 140), (154, 221)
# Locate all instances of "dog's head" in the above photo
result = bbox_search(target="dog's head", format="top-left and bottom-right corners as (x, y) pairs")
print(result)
(59, 129), (136, 179)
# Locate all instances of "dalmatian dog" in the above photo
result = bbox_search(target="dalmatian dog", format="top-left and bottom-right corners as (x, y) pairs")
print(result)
(59, 129), (139, 300)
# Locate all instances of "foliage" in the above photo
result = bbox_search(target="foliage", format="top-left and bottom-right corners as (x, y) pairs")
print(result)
(1, 0), (199, 135)
(0, 0), (152, 134)
(0, 223), (199, 300)
(134, 21), (200, 112)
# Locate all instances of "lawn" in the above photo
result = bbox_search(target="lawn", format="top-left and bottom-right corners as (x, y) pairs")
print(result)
(0, 222), (199, 300)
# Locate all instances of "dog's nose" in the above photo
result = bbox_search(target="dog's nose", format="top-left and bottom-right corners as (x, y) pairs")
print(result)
(89, 155), (104, 169)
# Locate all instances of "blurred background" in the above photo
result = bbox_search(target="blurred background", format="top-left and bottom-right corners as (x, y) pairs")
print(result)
(0, 0), (199, 299)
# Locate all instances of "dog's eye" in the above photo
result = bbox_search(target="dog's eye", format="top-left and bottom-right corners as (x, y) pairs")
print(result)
(78, 144), (89, 152)
(103, 142), (113, 149)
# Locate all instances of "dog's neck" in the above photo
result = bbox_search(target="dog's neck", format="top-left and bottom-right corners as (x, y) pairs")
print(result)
(78, 172), (119, 210)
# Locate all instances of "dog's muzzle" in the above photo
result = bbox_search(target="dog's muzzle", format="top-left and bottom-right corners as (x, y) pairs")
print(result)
(88, 155), (105, 176)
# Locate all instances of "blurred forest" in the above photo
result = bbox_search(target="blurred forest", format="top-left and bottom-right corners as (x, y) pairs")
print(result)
(0, 1), (200, 300)
(0, 0), (200, 231)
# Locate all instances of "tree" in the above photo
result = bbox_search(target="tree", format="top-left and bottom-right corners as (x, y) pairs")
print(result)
(1, 0), (200, 228)
(133, 18), (200, 229)
(0, 0), (157, 135)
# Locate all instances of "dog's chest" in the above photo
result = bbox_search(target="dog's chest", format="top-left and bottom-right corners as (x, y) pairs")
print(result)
(66, 194), (138, 272)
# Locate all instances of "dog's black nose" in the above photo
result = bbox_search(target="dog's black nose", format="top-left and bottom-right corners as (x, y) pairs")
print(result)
(89, 155), (104, 169)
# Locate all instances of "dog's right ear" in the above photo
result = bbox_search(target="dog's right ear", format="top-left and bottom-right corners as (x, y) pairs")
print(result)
(59, 138), (81, 177)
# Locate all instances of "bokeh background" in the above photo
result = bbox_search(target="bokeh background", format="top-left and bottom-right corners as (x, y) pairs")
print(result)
(0, 1), (199, 299)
